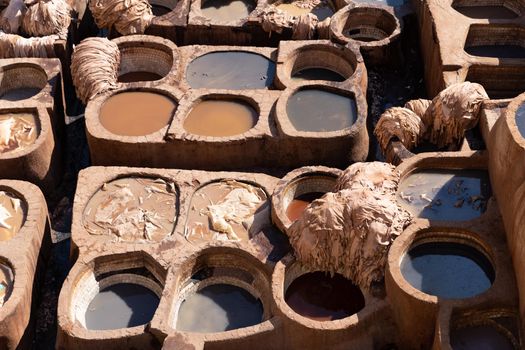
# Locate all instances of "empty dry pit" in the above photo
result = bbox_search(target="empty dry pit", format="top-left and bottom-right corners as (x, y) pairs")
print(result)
(396, 169), (491, 221)
(0, 64), (47, 101)
(282, 44), (357, 83)
(0, 112), (40, 155)
(331, 5), (398, 43)
(116, 38), (176, 83)
(452, 0), (523, 19)
(98, 90), (177, 136)
(172, 248), (271, 333)
(184, 179), (270, 243)
(465, 66), (525, 99)
(185, 51), (275, 89)
(464, 25), (525, 59)
(0, 189), (26, 241)
(200, 0), (257, 22)
(183, 96), (258, 137)
(285, 87), (358, 132)
(82, 176), (178, 242)
(400, 237), (495, 299)
(70, 255), (165, 331)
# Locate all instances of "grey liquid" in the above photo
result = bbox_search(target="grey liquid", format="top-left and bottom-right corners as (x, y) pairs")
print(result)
(397, 169), (491, 221)
(0, 88), (41, 101)
(451, 325), (515, 349)
(201, 0), (255, 22)
(292, 68), (345, 82)
(465, 45), (525, 59)
(286, 89), (357, 132)
(176, 284), (263, 333)
(454, 5), (518, 19)
(401, 242), (494, 299)
(515, 103), (525, 138)
(186, 51), (275, 89)
(85, 283), (159, 330)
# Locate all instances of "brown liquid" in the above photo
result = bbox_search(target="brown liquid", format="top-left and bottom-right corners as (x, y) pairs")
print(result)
(201, 0), (255, 22)
(0, 113), (39, 154)
(286, 192), (324, 222)
(451, 325), (514, 349)
(454, 5), (518, 19)
(286, 89), (357, 132)
(183, 100), (257, 137)
(0, 87), (41, 101)
(0, 264), (13, 307)
(83, 177), (177, 242)
(285, 272), (365, 321)
(185, 180), (270, 242)
(117, 71), (163, 83)
(99, 92), (176, 136)
(0, 191), (25, 241)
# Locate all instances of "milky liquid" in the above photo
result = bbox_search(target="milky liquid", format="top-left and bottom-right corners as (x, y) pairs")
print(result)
(397, 169), (491, 221)
(99, 91), (176, 136)
(176, 284), (263, 333)
(186, 51), (275, 89)
(401, 242), (494, 299)
(0, 113), (39, 154)
(183, 100), (257, 137)
(0, 191), (25, 241)
(285, 272), (365, 321)
(286, 89), (357, 132)
(201, 0), (255, 22)
(85, 283), (160, 330)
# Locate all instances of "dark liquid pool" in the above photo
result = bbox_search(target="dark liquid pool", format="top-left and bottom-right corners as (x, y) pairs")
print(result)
(186, 51), (275, 89)
(453, 5), (518, 19)
(285, 272), (365, 321)
(118, 71), (163, 83)
(400, 242), (494, 299)
(286, 192), (324, 222)
(292, 68), (345, 82)
(451, 325), (515, 350)
(0, 87), (41, 101)
(465, 45), (525, 59)
(176, 284), (264, 333)
(286, 89), (357, 132)
(85, 283), (160, 330)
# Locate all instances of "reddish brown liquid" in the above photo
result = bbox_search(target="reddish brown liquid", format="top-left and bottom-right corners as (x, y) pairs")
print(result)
(118, 71), (163, 83)
(286, 192), (324, 222)
(285, 272), (365, 321)
(99, 91), (176, 136)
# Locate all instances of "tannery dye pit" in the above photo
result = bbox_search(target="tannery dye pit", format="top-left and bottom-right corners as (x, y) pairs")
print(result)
(0, 88), (42, 101)
(117, 71), (163, 83)
(400, 241), (494, 299)
(0, 190), (25, 241)
(0, 113), (39, 154)
(450, 325), (515, 350)
(274, 0), (335, 20)
(85, 283), (160, 330)
(176, 283), (264, 332)
(183, 99), (258, 137)
(186, 51), (275, 89)
(285, 192), (324, 222)
(200, 0), (256, 22)
(291, 68), (345, 82)
(99, 91), (176, 136)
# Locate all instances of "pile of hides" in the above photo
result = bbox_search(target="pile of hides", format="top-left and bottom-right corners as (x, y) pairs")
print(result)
(89, 0), (153, 35)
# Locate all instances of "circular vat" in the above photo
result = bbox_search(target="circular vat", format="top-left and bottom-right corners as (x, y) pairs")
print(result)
(270, 0), (335, 21)
(449, 310), (520, 349)
(148, 0), (178, 15)
(173, 248), (271, 333)
(339, 7), (397, 43)
(72, 254), (165, 331)
(452, 0), (522, 19)
(396, 169), (492, 221)
(82, 176), (178, 242)
(117, 41), (175, 83)
(0, 189), (26, 241)
(0, 261), (13, 307)
(0, 111), (40, 154)
(183, 96), (258, 137)
(286, 87), (358, 132)
(98, 90), (177, 136)
(200, 0), (256, 22)
(282, 262), (365, 321)
(0, 64), (47, 101)
(186, 51), (275, 90)
(285, 45), (357, 83)
(281, 173), (336, 222)
(400, 235), (495, 299)
(184, 179), (270, 243)
(514, 102), (525, 138)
